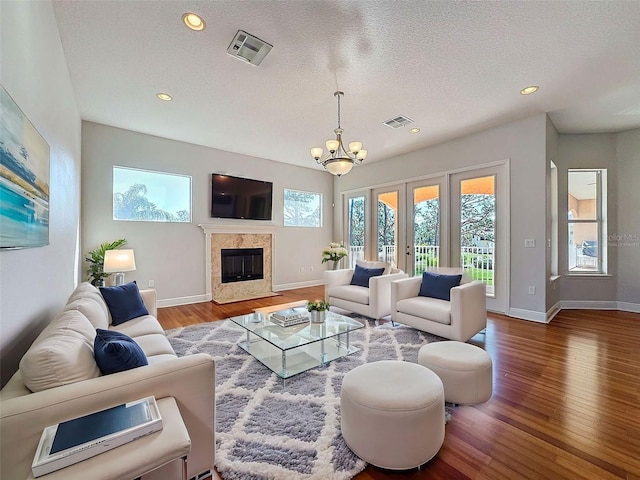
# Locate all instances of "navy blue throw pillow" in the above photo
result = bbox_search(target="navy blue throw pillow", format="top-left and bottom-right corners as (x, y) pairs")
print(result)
(418, 271), (462, 301)
(94, 329), (148, 375)
(100, 281), (149, 326)
(350, 264), (386, 288)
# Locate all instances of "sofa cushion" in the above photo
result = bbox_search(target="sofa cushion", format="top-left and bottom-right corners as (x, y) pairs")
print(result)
(111, 315), (165, 338)
(418, 271), (462, 301)
(67, 282), (112, 324)
(94, 329), (148, 374)
(351, 264), (385, 288)
(328, 284), (370, 305)
(19, 310), (100, 392)
(397, 297), (452, 325)
(100, 282), (149, 326)
(64, 297), (109, 330)
(356, 259), (392, 275)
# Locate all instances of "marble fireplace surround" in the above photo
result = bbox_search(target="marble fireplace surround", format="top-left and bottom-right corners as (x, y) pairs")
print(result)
(199, 224), (278, 304)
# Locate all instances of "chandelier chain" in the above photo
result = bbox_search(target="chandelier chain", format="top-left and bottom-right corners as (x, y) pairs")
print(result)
(336, 92), (341, 129)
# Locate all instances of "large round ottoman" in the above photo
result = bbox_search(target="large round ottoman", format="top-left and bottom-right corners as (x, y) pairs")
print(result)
(418, 341), (492, 405)
(340, 360), (445, 470)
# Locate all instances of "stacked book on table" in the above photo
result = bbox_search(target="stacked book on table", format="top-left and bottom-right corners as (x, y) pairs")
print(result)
(270, 306), (309, 327)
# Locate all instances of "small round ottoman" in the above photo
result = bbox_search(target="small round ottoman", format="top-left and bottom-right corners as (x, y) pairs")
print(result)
(340, 360), (445, 470)
(418, 341), (492, 405)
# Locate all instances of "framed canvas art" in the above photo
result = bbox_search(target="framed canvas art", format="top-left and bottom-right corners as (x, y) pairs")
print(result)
(0, 85), (50, 249)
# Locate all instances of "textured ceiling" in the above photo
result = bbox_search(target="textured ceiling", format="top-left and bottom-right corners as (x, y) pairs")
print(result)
(52, 0), (640, 171)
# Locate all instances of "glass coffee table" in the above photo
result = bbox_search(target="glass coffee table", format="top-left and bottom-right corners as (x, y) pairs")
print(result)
(228, 308), (364, 378)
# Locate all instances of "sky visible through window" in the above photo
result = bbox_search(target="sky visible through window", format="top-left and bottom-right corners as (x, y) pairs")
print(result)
(113, 166), (191, 222)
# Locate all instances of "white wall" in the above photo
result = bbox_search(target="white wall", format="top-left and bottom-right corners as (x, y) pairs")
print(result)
(545, 117), (560, 312)
(335, 114), (548, 318)
(81, 122), (333, 304)
(0, 1), (81, 385)
(616, 129), (640, 307)
(557, 133), (618, 304)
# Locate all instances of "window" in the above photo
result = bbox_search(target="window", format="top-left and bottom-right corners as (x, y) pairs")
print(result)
(283, 189), (322, 227)
(113, 166), (192, 222)
(567, 169), (606, 273)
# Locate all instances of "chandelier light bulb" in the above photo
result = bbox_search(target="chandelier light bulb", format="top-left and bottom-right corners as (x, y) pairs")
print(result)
(310, 147), (323, 160)
(348, 141), (362, 154)
(356, 149), (368, 160)
(326, 139), (339, 152)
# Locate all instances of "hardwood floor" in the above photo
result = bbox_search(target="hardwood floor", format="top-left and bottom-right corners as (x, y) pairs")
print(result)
(157, 288), (640, 480)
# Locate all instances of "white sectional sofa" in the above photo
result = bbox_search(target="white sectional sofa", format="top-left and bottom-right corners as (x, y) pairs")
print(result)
(0, 282), (215, 480)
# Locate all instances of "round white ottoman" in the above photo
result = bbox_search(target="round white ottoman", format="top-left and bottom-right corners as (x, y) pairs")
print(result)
(340, 360), (445, 470)
(418, 341), (492, 405)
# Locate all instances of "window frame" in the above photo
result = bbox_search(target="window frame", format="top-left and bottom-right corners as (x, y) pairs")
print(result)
(567, 168), (606, 274)
(283, 188), (323, 228)
(112, 165), (192, 223)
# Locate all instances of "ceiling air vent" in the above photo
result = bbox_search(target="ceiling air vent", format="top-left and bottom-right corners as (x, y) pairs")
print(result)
(227, 30), (273, 66)
(383, 115), (414, 129)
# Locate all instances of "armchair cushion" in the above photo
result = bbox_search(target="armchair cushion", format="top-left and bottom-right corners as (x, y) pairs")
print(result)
(327, 285), (370, 305)
(100, 282), (149, 326)
(418, 272), (462, 301)
(94, 329), (148, 375)
(396, 297), (451, 325)
(356, 259), (392, 275)
(351, 264), (386, 287)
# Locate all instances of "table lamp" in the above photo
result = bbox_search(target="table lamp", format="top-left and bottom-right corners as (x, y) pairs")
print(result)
(103, 249), (136, 286)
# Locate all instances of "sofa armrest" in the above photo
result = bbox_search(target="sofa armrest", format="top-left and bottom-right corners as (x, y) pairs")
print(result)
(0, 354), (215, 480)
(391, 276), (422, 306)
(369, 272), (409, 319)
(139, 288), (157, 318)
(323, 269), (354, 300)
(450, 280), (487, 341)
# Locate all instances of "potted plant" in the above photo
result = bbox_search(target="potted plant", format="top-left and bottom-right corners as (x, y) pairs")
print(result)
(307, 299), (330, 323)
(86, 239), (127, 286)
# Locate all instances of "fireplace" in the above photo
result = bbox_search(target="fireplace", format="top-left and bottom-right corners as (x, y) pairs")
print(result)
(221, 248), (264, 283)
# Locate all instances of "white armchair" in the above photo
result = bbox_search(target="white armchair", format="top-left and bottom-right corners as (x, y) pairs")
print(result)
(391, 268), (487, 342)
(324, 262), (408, 321)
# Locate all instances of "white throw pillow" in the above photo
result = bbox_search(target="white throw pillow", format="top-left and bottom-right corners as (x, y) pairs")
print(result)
(19, 309), (100, 392)
(64, 297), (110, 330)
(356, 259), (392, 275)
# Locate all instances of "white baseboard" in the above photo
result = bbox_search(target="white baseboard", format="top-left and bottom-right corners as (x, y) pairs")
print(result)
(273, 280), (325, 291)
(617, 301), (640, 313)
(157, 293), (211, 308)
(560, 300), (640, 314)
(546, 302), (561, 322)
(507, 307), (549, 323)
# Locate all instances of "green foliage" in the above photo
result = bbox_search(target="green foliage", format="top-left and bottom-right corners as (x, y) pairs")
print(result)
(306, 300), (330, 311)
(85, 239), (127, 285)
(284, 190), (321, 227)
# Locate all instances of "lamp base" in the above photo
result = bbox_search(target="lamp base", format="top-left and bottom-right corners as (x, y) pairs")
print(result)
(113, 272), (126, 286)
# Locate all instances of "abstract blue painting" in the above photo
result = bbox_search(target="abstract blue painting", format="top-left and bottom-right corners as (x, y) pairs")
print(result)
(0, 85), (50, 249)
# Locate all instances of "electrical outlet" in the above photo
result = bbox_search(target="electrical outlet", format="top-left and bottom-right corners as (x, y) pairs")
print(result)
(310, 266), (314, 272)
(299, 267), (304, 273)
(148, 280), (155, 288)
(528, 286), (536, 295)
(525, 239), (536, 248)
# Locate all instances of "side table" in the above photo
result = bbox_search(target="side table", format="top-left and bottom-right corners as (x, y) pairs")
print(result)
(27, 397), (191, 480)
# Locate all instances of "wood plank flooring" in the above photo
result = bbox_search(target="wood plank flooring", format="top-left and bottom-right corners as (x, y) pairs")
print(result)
(157, 288), (640, 480)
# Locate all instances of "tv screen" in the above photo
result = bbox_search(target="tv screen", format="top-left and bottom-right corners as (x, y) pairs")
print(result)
(211, 174), (273, 220)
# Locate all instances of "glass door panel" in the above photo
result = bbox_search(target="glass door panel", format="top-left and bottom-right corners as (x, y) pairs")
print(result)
(412, 183), (441, 275)
(377, 190), (398, 264)
(459, 175), (496, 296)
(346, 195), (366, 268)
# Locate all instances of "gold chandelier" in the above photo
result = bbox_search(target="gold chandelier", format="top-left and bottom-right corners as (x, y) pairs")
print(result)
(310, 91), (367, 176)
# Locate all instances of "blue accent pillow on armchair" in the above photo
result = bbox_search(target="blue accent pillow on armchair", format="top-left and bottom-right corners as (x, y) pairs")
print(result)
(94, 329), (148, 375)
(418, 271), (462, 301)
(350, 264), (386, 288)
(100, 281), (149, 326)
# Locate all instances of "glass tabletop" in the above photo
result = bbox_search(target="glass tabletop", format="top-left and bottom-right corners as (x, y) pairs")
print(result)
(228, 310), (364, 351)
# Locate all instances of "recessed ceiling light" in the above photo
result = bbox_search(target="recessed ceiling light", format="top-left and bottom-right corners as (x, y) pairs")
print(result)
(409, 128), (421, 134)
(183, 12), (205, 31)
(520, 85), (539, 95)
(156, 93), (172, 101)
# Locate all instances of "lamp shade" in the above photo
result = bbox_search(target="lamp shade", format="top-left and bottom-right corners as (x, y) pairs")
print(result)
(103, 249), (136, 273)
(325, 158), (354, 176)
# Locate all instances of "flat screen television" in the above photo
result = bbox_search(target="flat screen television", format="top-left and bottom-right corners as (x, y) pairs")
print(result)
(211, 174), (273, 220)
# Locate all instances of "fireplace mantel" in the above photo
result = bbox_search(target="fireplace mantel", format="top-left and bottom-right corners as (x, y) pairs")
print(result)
(198, 223), (277, 303)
